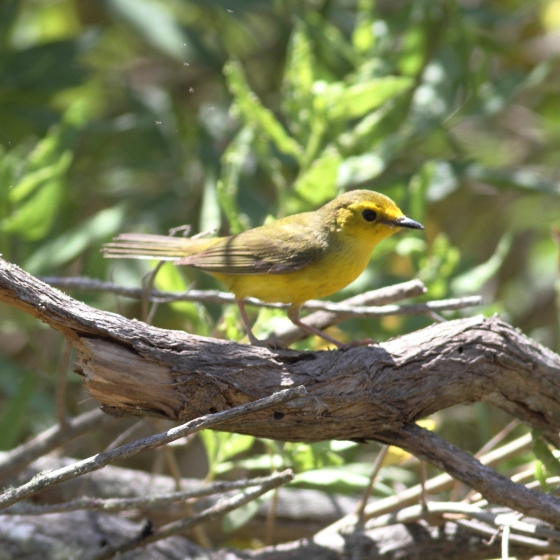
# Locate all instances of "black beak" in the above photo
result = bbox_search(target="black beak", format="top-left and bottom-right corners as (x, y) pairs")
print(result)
(391, 216), (424, 230)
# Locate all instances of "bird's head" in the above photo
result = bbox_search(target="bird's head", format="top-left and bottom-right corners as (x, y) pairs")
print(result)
(322, 190), (424, 245)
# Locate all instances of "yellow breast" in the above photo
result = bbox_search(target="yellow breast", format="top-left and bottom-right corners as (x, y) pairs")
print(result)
(212, 235), (374, 305)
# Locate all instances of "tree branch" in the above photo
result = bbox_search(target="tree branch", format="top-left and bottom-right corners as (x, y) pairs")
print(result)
(0, 387), (306, 510)
(2, 257), (560, 527)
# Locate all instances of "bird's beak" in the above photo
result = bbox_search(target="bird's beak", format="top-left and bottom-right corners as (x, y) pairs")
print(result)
(389, 216), (424, 230)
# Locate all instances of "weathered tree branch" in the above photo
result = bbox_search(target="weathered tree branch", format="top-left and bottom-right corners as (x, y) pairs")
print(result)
(0, 387), (305, 510)
(2, 257), (560, 527)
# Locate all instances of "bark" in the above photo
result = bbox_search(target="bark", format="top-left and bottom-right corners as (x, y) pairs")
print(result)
(2, 257), (560, 552)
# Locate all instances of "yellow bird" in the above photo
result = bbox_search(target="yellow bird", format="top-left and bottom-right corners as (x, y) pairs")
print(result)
(103, 190), (423, 348)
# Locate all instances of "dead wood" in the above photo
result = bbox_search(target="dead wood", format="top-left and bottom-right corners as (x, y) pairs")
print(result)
(0, 508), (543, 560)
(2, 256), (560, 528)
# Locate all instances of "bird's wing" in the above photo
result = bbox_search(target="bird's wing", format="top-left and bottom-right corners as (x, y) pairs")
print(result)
(176, 215), (326, 275)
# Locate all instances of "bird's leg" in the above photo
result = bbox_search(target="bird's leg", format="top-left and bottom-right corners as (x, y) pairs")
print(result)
(236, 299), (262, 345)
(236, 299), (287, 348)
(287, 305), (346, 349)
(287, 305), (376, 349)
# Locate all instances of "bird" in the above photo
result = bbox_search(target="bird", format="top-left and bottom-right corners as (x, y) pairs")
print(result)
(103, 190), (424, 348)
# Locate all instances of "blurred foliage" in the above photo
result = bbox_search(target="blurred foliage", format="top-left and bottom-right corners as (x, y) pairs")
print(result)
(1, 0), (560, 542)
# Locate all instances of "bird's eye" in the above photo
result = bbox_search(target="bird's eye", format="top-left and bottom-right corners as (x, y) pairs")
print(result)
(362, 209), (377, 222)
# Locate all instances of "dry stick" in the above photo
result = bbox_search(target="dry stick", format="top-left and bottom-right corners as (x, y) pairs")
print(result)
(318, 432), (533, 537)
(39, 276), (430, 312)
(475, 420), (520, 459)
(0, 386), (306, 510)
(455, 518), (557, 552)
(38, 277), (426, 307)
(39, 276), (477, 319)
(265, 486), (280, 545)
(469, 467), (560, 506)
(364, 502), (560, 550)
(300, 296), (482, 316)
(355, 444), (389, 522)
(3, 472), (293, 515)
(0, 408), (112, 481)
(376, 424), (560, 527)
(419, 460), (428, 510)
(452, 419), (520, 502)
(141, 261), (165, 323)
(86, 469), (294, 560)
(363, 432), (533, 519)
(104, 419), (145, 452)
(56, 340), (71, 429)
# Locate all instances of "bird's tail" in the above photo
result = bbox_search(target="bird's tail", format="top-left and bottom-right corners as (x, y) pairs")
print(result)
(102, 233), (218, 261)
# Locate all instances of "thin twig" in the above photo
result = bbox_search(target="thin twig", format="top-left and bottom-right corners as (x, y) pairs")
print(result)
(469, 471), (560, 506)
(39, 277), (423, 308)
(419, 460), (428, 510)
(87, 469), (294, 560)
(265, 486), (279, 545)
(3, 472), (292, 515)
(0, 408), (112, 480)
(317, 433), (533, 537)
(56, 341), (71, 429)
(456, 518), (558, 552)
(454, 419), (520, 502)
(355, 445), (389, 522)
(362, 501), (560, 548)
(476, 420), (521, 459)
(376, 424), (560, 527)
(39, 276), (479, 317)
(104, 420), (145, 452)
(141, 261), (165, 323)
(0, 386), (306, 510)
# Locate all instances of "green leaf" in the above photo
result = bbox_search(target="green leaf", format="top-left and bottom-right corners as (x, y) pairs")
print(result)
(293, 467), (393, 494)
(200, 175), (221, 234)
(535, 460), (549, 492)
(282, 24), (315, 141)
(352, 0), (375, 54)
(8, 151), (72, 204)
(215, 454), (285, 474)
(451, 231), (513, 295)
(337, 150), (387, 189)
(532, 435), (560, 477)
(292, 145), (342, 206)
(153, 262), (200, 318)
(25, 205), (126, 273)
(221, 434), (256, 461)
(224, 61), (303, 162)
(218, 126), (255, 233)
(322, 77), (412, 121)
(408, 161), (435, 224)
(200, 431), (257, 478)
(2, 178), (64, 240)
(222, 494), (268, 533)
(105, 0), (193, 61)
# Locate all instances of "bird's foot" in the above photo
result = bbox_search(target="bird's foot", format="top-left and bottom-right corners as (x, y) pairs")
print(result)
(249, 337), (288, 350)
(339, 338), (378, 350)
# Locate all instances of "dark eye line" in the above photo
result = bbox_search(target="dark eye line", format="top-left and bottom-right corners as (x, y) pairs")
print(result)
(362, 209), (377, 222)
